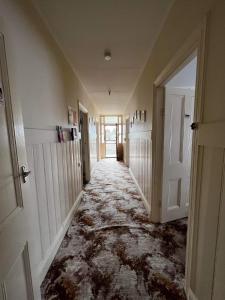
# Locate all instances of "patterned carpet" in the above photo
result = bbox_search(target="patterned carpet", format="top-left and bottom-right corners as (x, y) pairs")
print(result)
(41, 159), (187, 300)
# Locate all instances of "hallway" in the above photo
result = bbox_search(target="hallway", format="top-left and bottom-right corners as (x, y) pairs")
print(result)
(0, 1), (225, 299)
(41, 160), (187, 300)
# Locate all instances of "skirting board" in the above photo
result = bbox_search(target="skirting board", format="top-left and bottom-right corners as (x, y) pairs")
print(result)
(187, 289), (198, 300)
(129, 168), (151, 216)
(37, 190), (83, 285)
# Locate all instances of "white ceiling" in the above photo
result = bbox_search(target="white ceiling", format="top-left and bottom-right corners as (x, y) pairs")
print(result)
(33, 0), (173, 114)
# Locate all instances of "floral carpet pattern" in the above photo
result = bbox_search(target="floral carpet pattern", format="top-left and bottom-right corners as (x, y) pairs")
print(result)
(41, 159), (187, 300)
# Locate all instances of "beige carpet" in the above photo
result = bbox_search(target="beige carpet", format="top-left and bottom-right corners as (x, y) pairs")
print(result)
(41, 159), (187, 300)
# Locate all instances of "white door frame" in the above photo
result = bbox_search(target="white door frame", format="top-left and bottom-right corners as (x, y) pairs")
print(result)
(151, 15), (208, 297)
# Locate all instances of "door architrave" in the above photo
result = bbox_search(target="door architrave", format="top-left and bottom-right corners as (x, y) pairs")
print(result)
(151, 15), (209, 297)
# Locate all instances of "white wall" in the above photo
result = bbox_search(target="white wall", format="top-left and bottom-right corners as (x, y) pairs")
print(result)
(124, 0), (213, 208)
(166, 56), (197, 89)
(0, 0), (97, 129)
(0, 0), (97, 298)
(125, 0), (225, 298)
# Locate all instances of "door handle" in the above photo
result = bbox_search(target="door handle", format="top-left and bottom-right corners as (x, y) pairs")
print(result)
(21, 166), (31, 183)
(191, 122), (199, 130)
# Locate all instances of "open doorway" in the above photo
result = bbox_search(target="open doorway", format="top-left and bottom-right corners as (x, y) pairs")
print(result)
(151, 53), (198, 297)
(99, 115), (123, 160)
(151, 21), (209, 297)
(152, 54), (198, 224)
(79, 103), (91, 185)
(125, 118), (130, 167)
(161, 56), (197, 223)
(105, 124), (117, 158)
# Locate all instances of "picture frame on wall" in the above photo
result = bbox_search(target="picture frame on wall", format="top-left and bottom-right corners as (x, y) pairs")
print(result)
(141, 110), (146, 122)
(68, 106), (78, 126)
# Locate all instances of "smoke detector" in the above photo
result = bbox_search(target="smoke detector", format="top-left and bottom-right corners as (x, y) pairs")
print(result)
(104, 50), (111, 61)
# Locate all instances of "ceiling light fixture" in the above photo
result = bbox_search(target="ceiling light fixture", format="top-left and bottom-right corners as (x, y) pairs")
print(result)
(104, 50), (112, 61)
(108, 88), (111, 96)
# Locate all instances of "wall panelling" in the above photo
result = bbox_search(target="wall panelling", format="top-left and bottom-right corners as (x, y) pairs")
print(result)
(25, 128), (82, 284)
(129, 129), (151, 213)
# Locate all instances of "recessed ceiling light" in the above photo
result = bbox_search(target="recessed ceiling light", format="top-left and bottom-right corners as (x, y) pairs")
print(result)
(104, 50), (111, 61)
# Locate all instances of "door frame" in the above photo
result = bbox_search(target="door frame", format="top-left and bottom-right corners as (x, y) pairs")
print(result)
(104, 124), (117, 158)
(78, 102), (91, 183)
(125, 117), (130, 167)
(151, 15), (208, 296)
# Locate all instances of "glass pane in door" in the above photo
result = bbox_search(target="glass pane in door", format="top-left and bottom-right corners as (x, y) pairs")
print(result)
(105, 143), (116, 157)
(105, 125), (117, 157)
(105, 116), (118, 124)
(105, 125), (116, 141)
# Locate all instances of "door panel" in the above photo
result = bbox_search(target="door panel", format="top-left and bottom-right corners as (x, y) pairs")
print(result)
(167, 178), (181, 208)
(161, 88), (194, 222)
(0, 81), (17, 224)
(2, 244), (33, 300)
(188, 122), (225, 300)
(0, 34), (34, 299)
(190, 147), (224, 299)
(168, 95), (185, 164)
(212, 158), (225, 299)
(0, 41), (23, 226)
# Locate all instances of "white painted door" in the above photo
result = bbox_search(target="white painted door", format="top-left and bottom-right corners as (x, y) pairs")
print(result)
(0, 35), (34, 299)
(187, 121), (225, 300)
(161, 87), (195, 222)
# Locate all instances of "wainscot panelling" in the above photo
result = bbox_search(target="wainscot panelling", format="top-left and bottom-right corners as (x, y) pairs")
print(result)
(25, 128), (82, 284)
(129, 130), (152, 213)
